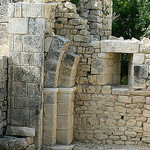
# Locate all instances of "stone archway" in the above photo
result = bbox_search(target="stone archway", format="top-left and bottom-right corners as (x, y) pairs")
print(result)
(42, 35), (80, 148)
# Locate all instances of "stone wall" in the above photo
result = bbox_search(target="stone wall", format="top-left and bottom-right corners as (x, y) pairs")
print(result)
(7, 2), (56, 149)
(79, 0), (112, 40)
(74, 37), (150, 146)
(0, 0), (9, 55)
(1, 0), (150, 149)
(0, 56), (7, 137)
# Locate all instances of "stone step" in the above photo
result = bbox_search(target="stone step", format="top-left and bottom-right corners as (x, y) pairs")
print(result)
(0, 136), (33, 150)
(42, 145), (75, 150)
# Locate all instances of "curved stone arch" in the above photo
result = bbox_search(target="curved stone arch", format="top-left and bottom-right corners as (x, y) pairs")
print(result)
(43, 35), (80, 147)
(58, 53), (80, 87)
(44, 35), (70, 88)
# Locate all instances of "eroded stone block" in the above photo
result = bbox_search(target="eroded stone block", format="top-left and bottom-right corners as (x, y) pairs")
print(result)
(9, 18), (28, 34)
(6, 126), (35, 137)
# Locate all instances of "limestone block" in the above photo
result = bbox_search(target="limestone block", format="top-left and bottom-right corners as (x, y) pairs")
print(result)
(112, 86), (130, 95)
(43, 88), (58, 146)
(0, 6), (9, 23)
(69, 19), (83, 26)
(57, 127), (73, 145)
(114, 106), (126, 113)
(26, 144), (35, 150)
(131, 90), (150, 96)
(64, 2), (76, 13)
(91, 59), (104, 74)
(13, 66), (41, 83)
(142, 137), (150, 143)
(29, 18), (46, 35)
(133, 65), (148, 89)
(118, 96), (131, 103)
(14, 3), (22, 18)
(101, 40), (140, 53)
(6, 126), (35, 137)
(101, 86), (111, 94)
(126, 120), (136, 127)
(57, 115), (73, 130)
(64, 13), (79, 18)
(57, 88), (76, 102)
(132, 96), (145, 103)
(43, 104), (57, 121)
(133, 53), (145, 64)
(143, 122), (150, 131)
(11, 82), (26, 97)
(57, 102), (74, 116)
(146, 97), (150, 104)
(140, 38), (150, 53)
(91, 41), (101, 49)
(143, 110), (150, 118)
(125, 130), (136, 137)
(23, 36), (44, 52)
(43, 128), (56, 146)
(9, 18), (28, 34)
(22, 3), (44, 18)
(97, 74), (113, 85)
(14, 35), (23, 52)
(10, 109), (29, 126)
(44, 72), (56, 88)
(0, 136), (28, 150)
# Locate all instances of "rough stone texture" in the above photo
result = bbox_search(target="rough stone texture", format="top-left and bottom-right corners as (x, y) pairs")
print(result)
(44, 35), (70, 88)
(0, 136), (34, 150)
(0, 56), (7, 137)
(0, 0), (150, 149)
(73, 142), (150, 150)
(0, 1), (9, 55)
(6, 126), (35, 137)
(101, 39), (140, 53)
(7, 2), (56, 149)
(79, 0), (112, 40)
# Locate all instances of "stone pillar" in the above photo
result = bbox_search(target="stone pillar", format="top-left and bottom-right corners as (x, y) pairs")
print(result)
(43, 88), (58, 146)
(8, 2), (55, 149)
(57, 87), (76, 145)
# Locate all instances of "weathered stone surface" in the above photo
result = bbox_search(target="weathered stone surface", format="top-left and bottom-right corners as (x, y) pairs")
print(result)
(6, 126), (35, 137)
(0, 136), (28, 150)
(23, 36), (44, 52)
(2, 0), (150, 148)
(101, 40), (140, 53)
(133, 65), (148, 89)
(133, 53), (145, 64)
(9, 18), (28, 34)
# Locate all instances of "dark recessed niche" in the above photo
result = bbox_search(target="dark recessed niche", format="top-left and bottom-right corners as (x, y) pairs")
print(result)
(121, 116), (124, 120)
(120, 53), (129, 85)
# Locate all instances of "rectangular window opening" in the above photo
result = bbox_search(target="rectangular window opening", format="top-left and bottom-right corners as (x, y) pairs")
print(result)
(120, 53), (129, 85)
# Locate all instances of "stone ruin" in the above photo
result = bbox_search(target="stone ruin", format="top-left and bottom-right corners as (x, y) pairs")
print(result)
(0, 0), (150, 149)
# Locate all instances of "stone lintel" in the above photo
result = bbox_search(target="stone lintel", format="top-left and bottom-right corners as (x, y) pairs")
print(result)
(58, 87), (76, 94)
(101, 40), (140, 53)
(43, 88), (58, 94)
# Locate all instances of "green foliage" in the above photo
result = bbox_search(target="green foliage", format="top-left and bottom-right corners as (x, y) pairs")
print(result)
(120, 54), (129, 85)
(70, 0), (80, 7)
(113, 0), (150, 39)
(142, 25), (150, 38)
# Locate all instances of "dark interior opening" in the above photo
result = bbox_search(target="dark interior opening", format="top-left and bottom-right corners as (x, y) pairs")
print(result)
(120, 53), (129, 85)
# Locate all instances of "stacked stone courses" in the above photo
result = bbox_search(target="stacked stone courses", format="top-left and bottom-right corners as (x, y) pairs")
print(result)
(0, 0), (150, 150)
(74, 37), (150, 145)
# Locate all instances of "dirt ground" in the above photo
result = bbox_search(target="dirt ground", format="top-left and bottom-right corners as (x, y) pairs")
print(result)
(73, 142), (150, 150)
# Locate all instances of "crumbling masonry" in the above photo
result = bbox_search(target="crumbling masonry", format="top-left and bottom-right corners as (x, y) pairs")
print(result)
(0, 0), (150, 149)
